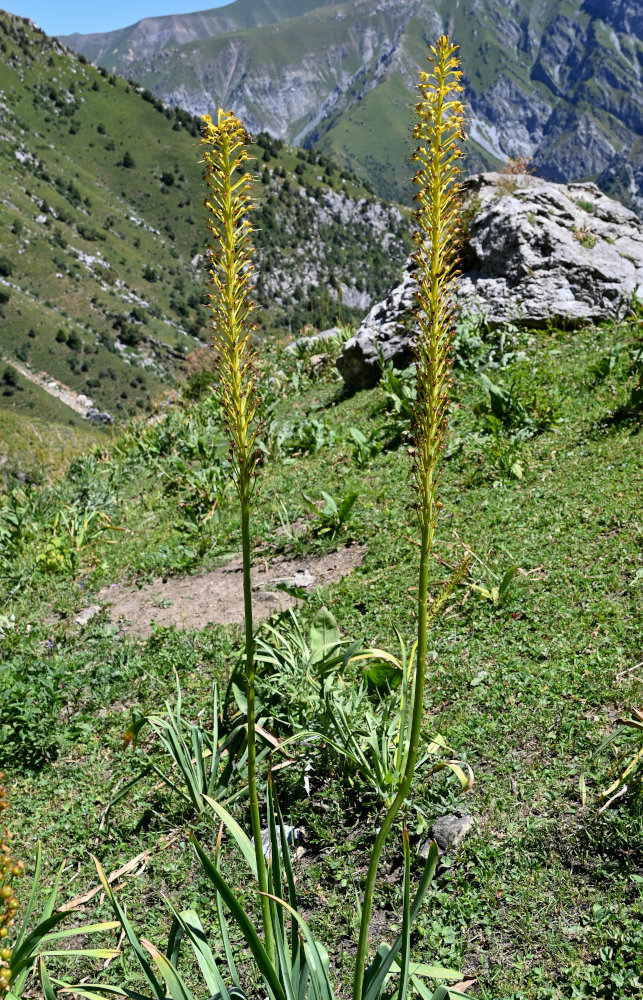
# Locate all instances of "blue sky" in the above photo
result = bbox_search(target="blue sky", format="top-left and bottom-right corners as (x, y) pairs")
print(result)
(5, 0), (230, 36)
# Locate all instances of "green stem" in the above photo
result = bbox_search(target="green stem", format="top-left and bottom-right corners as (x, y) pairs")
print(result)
(352, 521), (431, 1000)
(241, 480), (275, 962)
(353, 36), (458, 1000)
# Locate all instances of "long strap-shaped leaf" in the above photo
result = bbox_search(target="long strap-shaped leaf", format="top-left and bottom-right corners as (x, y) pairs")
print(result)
(273, 778), (302, 970)
(396, 825), (411, 1000)
(266, 779), (296, 1000)
(9, 912), (68, 976)
(213, 825), (240, 987)
(140, 938), (196, 1000)
(55, 980), (152, 999)
(165, 903), (232, 1000)
(202, 795), (259, 877)
(362, 842), (439, 1000)
(38, 957), (57, 1000)
(40, 921), (120, 943)
(259, 893), (334, 1000)
(191, 836), (287, 1000)
(12, 841), (42, 950)
(92, 856), (166, 1000)
(166, 915), (183, 968)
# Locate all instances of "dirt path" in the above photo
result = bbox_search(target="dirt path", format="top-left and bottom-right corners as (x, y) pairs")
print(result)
(3, 357), (95, 416)
(97, 544), (365, 637)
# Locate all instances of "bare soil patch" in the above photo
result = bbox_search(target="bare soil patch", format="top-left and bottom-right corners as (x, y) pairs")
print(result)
(97, 544), (365, 637)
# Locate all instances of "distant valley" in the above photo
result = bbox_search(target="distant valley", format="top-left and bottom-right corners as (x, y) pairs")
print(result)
(0, 11), (408, 450)
(61, 0), (643, 212)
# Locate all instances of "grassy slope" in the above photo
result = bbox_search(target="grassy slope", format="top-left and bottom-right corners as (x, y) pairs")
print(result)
(1, 309), (641, 998)
(0, 401), (102, 483)
(0, 13), (215, 424)
(0, 13), (409, 443)
(62, 0), (642, 207)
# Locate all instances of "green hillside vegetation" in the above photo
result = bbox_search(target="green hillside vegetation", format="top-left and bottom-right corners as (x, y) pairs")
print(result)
(0, 395), (102, 484)
(0, 15), (207, 423)
(0, 12), (410, 443)
(62, 0), (643, 211)
(1, 302), (642, 996)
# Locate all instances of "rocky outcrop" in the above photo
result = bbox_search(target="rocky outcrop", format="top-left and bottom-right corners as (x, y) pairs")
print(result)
(256, 173), (407, 321)
(459, 173), (643, 325)
(598, 142), (643, 218)
(85, 407), (114, 424)
(336, 270), (417, 388)
(337, 172), (643, 389)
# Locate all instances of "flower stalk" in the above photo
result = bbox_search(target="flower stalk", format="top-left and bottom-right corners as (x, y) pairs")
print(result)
(0, 778), (22, 998)
(201, 109), (274, 959)
(351, 35), (465, 1000)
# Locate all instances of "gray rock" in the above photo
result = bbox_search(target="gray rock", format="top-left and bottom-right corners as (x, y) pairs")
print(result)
(420, 811), (475, 857)
(337, 172), (643, 389)
(73, 604), (101, 626)
(336, 270), (418, 389)
(460, 174), (643, 326)
(85, 407), (114, 424)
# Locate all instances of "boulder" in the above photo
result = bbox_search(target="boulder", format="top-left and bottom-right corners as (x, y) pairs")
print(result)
(85, 406), (114, 424)
(419, 810), (475, 858)
(337, 173), (643, 389)
(335, 271), (418, 388)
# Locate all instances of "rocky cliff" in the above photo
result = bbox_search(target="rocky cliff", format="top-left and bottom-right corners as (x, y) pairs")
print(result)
(337, 172), (643, 388)
(61, 0), (643, 211)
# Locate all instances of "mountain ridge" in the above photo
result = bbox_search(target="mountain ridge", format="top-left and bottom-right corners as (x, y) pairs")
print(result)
(60, 0), (643, 212)
(0, 10), (409, 436)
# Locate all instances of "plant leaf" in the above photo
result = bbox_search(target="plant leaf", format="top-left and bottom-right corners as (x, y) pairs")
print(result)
(38, 957), (57, 1000)
(310, 608), (340, 652)
(191, 837), (287, 1000)
(141, 939), (196, 1000)
(201, 796), (258, 878)
(92, 856), (165, 1000)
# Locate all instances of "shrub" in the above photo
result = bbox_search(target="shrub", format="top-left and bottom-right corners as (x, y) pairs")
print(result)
(66, 330), (81, 351)
(118, 323), (142, 346)
(76, 222), (102, 242)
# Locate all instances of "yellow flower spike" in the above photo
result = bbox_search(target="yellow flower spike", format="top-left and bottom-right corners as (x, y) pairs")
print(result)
(199, 109), (275, 962)
(352, 35), (465, 1000)
(200, 108), (259, 496)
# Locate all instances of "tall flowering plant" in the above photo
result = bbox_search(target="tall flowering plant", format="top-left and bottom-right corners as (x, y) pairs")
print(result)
(77, 36), (471, 1000)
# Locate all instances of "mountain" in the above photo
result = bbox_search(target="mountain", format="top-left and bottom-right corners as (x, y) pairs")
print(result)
(0, 11), (409, 443)
(61, 0), (643, 212)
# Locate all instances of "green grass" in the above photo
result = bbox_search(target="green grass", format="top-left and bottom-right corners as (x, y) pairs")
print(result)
(1, 308), (642, 998)
(0, 402), (104, 486)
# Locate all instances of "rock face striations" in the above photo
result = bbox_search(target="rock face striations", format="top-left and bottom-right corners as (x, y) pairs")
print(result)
(63, 0), (643, 212)
(337, 173), (643, 389)
(459, 173), (643, 326)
